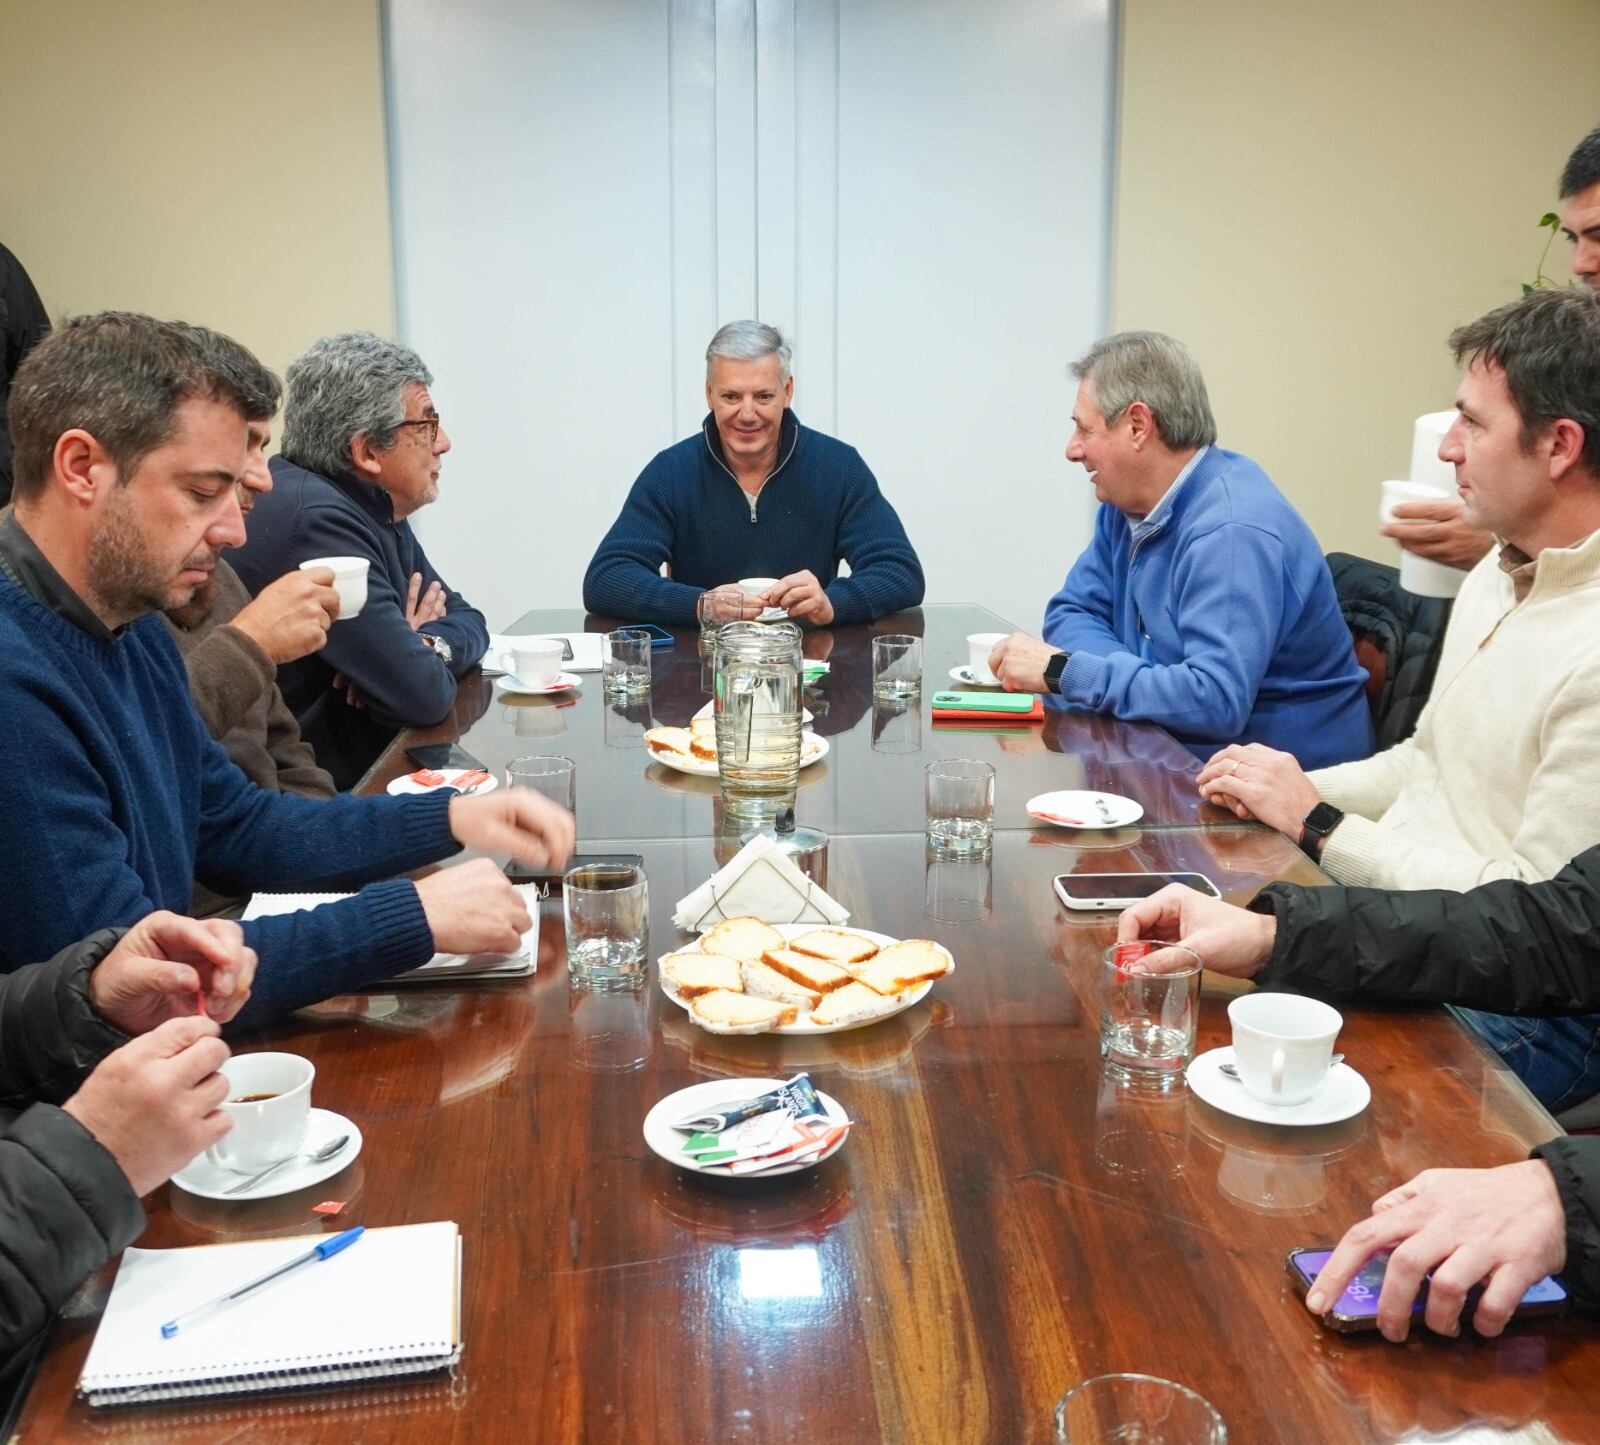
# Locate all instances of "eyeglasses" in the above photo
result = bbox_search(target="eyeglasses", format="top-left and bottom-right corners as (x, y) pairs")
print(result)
(395, 412), (442, 445)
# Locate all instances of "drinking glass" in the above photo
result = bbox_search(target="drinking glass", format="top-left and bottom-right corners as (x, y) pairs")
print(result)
(1099, 943), (1201, 1091)
(507, 754), (576, 811)
(1054, 1374), (1226, 1443)
(872, 634), (922, 700)
(604, 629), (652, 696)
(924, 759), (995, 855)
(697, 586), (750, 634)
(564, 863), (648, 990)
(713, 620), (803, 827)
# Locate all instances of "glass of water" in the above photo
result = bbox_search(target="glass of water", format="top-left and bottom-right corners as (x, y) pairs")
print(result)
(507, 754), (576, 811)
(604, 629), (652, 696)
(924, 758), (994, 854)
(564, 863), (648, 990)
(1099, 943), (1201, 1091)
(1054, 1374), (1225, 1443)
(872, 634), (922, 700)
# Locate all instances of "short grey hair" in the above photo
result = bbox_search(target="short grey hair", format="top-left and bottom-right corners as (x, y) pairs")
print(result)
(706, 320), (793, 384)
(280, 331), (434, 479)
(1070, 330), (1217, 449)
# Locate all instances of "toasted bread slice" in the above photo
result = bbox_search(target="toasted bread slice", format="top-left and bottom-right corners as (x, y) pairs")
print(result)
(809, 980), (903, 1028)
(690, 717), (718, 742)
(701, 916), (787, 963)
(740, 957), (823, 1010)
(852, 939), (952, 994)
(662, 952), (744, 998)
(690, 735), (718, 761)
(689, 988), (796, 1034)
(762, 947), (854, 994)
(788, 929), (880, 966)
(645, 726), (693, 760)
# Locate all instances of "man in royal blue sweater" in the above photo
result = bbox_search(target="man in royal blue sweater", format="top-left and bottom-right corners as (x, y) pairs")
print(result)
(231, 333), (490, 789)
(990, 331), (1373, 769)
(0, 313), (574, 1026)
(582, 320), (924, 627)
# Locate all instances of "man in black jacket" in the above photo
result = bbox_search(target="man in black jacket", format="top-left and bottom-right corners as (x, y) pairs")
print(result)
(1, 911), (256, 1359)
(1117, 857), (1600, 1340)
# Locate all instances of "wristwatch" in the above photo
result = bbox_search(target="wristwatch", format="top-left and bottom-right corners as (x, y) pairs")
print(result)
(1043, 651), (1071, 694)
(419, 632), (453, 666)
(1299, 801), (1345, 860)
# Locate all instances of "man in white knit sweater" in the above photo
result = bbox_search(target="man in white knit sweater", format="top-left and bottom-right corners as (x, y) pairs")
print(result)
(1194, 287), (1600, 1109)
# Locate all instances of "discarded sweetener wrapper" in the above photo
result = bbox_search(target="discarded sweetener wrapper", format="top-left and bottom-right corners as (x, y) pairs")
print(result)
(312, 1200), (348, 1216)
(672, 1071), (827, 1134)
(1111, 939), (1152, 981)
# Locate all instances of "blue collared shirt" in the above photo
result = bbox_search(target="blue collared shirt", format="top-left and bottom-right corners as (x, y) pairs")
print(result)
(1129, 445), (1210, 550)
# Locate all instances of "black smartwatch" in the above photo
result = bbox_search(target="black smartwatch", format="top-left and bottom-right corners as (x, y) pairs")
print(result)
(1043, 651), (1070, 694)
(1299, 801), (1344, 860)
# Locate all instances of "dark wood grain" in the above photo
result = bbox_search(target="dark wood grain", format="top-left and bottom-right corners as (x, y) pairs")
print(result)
(14, 622), (1590, 1444)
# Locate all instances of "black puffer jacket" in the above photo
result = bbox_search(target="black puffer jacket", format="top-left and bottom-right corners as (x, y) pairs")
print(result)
(1250, 845), (1600, 1311)
(0, 929), (144, 1362)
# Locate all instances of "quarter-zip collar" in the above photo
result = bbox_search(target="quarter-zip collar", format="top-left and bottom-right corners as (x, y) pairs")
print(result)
(702, 410), (802, 522)
(1128, 444), (1210, 554)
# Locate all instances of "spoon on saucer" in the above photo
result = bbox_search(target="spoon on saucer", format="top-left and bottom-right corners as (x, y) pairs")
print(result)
(224, 1135), (351, 1196)
(1219, 1055), (1342, 1082)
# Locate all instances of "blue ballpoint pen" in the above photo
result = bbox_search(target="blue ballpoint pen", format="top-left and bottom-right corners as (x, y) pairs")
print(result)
(159, 1226), (365, 1339)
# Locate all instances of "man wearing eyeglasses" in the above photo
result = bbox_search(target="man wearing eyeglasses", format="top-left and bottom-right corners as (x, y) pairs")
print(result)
(231, 332), (489, 789)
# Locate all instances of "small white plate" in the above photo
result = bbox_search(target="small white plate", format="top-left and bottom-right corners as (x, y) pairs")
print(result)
(1026, 789), (1143, 829)
(643, 1078), (850, 1179)
(692, 701), (815, 726)
(386, 767), (501, 797)
(659, 924), (950, 1034)
(171, 1108), (363, 1201)
(948, 664), (1001, 688)
(1187, 1048), (1371, 1127)
(494, 671), (582, 698)
(647, 731), (829, 779)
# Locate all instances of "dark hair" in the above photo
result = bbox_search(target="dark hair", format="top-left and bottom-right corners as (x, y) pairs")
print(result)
(1560, 123), (1600, 199)
(1448, 288), (1600, 474)
(7, 312), (272, 501)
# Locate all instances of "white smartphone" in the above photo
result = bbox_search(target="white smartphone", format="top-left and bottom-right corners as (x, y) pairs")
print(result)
(1053, 871), (1222, 912)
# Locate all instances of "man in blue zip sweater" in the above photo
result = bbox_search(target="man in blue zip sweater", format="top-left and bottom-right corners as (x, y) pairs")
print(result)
(0, 313), (574, 1027)
(231, 333), (490, 789)
(990, 331), (1372, 769)
(582, 320), (924, 627)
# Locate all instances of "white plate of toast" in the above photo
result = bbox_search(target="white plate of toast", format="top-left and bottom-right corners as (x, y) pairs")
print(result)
(659, 918), (954, 1035)
(645, 718), (829, 778)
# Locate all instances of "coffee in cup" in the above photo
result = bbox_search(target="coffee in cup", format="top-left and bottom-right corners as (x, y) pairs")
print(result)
(299, 556), (370, 619)
(1227, 993), (1342, 1106)
(205, 1052), (315, 1174)
(966, 632), (1008, 685)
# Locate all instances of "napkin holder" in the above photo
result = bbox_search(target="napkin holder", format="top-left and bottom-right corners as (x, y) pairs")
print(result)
(674, 836), (849, 932)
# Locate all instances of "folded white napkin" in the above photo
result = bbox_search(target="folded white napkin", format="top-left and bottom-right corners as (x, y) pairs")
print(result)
(673, 835), (849, 932)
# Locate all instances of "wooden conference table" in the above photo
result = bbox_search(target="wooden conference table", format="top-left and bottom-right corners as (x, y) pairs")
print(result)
(16, 606), (1595, 1443)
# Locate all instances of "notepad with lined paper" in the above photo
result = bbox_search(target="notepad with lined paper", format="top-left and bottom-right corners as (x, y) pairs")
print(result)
(78, 1221), (462, 1407)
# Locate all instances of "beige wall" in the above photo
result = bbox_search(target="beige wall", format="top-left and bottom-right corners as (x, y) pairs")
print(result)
(0, 0), (395, 394)
(1112, 0), (1600, 559)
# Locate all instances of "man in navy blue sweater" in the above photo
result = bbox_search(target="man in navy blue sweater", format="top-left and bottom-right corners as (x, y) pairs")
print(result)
(0, 313), (574, 1026)
(231, 333), (490, 789)
(583, 320), (924, 627)
(989, 331), (1373, 770)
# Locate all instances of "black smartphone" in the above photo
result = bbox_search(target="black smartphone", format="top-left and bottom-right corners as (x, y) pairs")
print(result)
(505, 853), (645, 898)
(406, 743), (489, 772)
(618, 623), (676, 648)
(1285, 1247), (1570, 1333)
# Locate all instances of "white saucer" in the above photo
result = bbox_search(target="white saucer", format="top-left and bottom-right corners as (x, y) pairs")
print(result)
(949, 665), (1001, 688)
(1187, 1048), (1370, 1127)
(386, 767), (501, 797)
(1026, 790), (1143, 829)
(172, 1107), (363, 1201)
(494, 671), (582, 698)
(642, 1079), (850, 1179)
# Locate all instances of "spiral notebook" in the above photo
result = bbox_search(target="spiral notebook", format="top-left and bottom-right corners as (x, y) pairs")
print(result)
(77, 1221), (461, 1408)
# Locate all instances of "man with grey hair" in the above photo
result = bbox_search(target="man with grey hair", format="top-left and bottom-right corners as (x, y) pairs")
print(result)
(990, 329), (1372, 768)
(582, 319), (923, 626)
(232, 332), (488, 788)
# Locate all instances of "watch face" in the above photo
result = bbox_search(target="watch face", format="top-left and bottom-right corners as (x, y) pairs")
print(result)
(1304, 802), (1342, 833)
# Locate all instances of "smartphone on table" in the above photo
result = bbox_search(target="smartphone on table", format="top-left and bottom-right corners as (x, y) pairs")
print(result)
(1285, 1247), (1569, 1333)
(1053, 871), (1221, 912)
(406, 743), (490, 773)
(617, 623), (675, 648)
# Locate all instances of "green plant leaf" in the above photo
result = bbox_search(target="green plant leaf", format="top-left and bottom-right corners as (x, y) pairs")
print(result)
(1523, 282), (1535, 295)
(1541, 212), (1560, 227)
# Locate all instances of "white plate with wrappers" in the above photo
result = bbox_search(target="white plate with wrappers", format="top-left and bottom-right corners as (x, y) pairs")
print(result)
(642, 1079), (851, 1179)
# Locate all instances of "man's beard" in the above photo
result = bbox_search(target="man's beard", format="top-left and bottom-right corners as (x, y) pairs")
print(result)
(87, 489), (214, 623)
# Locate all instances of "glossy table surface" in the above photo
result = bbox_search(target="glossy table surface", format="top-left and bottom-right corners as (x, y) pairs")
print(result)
(16, 615), (1591, 1444)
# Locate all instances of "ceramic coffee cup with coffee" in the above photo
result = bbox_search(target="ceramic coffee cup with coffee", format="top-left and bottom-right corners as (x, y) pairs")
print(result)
(299, 556), (370, 619)
(1227, 993), (1342, 1107)
(205, 1052), (315, 1174)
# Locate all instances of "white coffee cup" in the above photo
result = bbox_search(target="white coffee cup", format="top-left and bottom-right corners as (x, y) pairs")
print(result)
(205, 1052), (314, 1174)
(1227, 993), (1342, 1106)
(737, 576), (780, 599)
(299, 555), (370, 619)
(966, 632), (1008, 685)
(1378, 480), (1466, 600)
(510, 638), (564, 689)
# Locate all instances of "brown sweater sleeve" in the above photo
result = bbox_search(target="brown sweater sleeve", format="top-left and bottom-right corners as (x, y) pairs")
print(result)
(182, 623), (276, 741)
